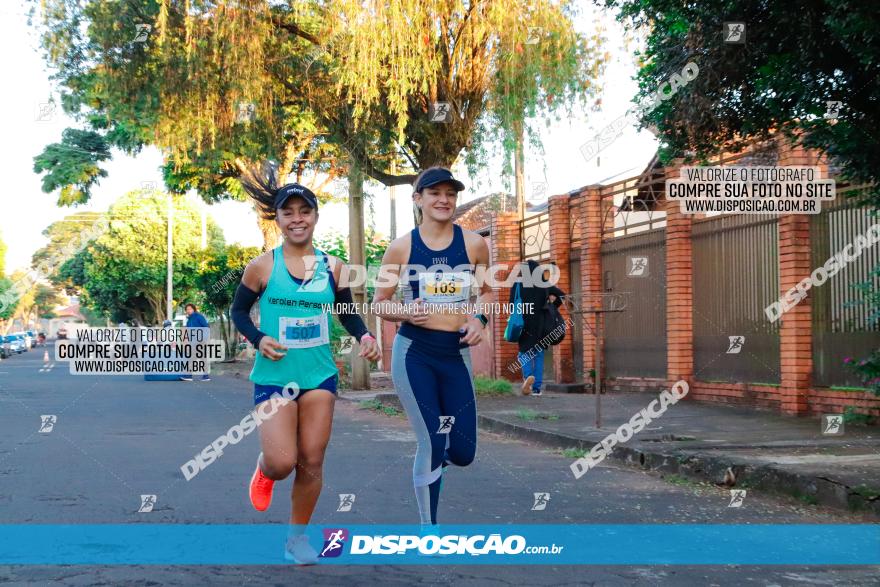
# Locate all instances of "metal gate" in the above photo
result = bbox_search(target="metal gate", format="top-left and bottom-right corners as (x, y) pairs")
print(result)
(692, 214), (780, 383)
(600, 229), (667, 378)
(811, 191), (880, 387)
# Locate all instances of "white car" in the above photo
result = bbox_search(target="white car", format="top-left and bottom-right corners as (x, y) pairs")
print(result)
(12, 332), (31, 351)
(7, 335), (26, 354)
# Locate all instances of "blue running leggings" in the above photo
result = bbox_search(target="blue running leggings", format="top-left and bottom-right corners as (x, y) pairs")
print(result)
(391, 323), (477, 525)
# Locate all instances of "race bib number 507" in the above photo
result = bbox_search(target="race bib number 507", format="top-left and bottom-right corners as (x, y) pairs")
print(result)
(279, 315), (330, 349)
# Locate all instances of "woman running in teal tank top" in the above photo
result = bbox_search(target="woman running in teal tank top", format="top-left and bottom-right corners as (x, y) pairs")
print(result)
(232, 164), (381, 564)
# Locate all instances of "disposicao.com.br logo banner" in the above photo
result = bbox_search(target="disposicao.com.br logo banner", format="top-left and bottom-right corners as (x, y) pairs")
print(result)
(0, 525), (876, 565)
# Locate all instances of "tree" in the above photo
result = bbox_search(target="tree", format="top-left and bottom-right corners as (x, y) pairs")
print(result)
(605, 0), (880, 203)
(0, 277), (18, 334)
(31, 0), (606, 197)
(71, 189), (224, 325)
(31, 0), (355, 250)
(32, 211), (108, 295)
(12, 283), (64, 329)
(195, 244), (261, 360)
(606, 0), (880, 397)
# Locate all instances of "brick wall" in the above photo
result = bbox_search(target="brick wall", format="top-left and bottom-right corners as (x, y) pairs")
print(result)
(579, 187), (602, 384)
(609, 377), (880, 419)
(548, 194), (574, 383)
(664, 166), (695, 391)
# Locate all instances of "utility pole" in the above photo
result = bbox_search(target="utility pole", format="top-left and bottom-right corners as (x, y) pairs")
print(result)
(200, 201), (207, 249)
(166, 193), (173, 322)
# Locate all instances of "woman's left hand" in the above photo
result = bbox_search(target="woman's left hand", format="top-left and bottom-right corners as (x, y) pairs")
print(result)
(358, 336), (382, 362)
(459, 318), (484, 346)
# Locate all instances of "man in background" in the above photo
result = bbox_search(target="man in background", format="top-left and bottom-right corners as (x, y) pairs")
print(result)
(180, 303), (211, 382)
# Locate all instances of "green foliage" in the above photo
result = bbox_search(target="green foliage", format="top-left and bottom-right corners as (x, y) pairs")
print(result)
(606, 0), (880, 205)
(313, 232), (348, 261)
(32, 0), (606, 200)
(608, 0), (880, 401)
(0, 277), (17, 322)
(195, 243), (260, 358)
(32, 129), (112, 205)
(561, 447), (588, 459)
(358, 398), (401, 417)
(473, 376), (515, 396)
(515, 408), (559, 421)
(314, 230), (390, 299)
(843, 352), (880, 397)
(33, 285), (63, 319)
(32, 211), (107, 295)
(73, 190), (224, 324)
(843, 406), (873, 426)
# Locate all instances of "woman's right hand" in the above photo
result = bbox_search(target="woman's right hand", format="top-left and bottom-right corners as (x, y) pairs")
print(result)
(258, 336), (287, 361)
(405, 298), (431, 326)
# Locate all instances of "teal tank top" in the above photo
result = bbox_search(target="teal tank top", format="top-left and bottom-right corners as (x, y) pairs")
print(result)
(249, 246), (337, 389)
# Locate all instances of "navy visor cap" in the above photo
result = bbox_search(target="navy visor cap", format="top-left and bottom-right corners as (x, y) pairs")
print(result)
(274, 183), (318, 210)
(416, 168), (465, 192)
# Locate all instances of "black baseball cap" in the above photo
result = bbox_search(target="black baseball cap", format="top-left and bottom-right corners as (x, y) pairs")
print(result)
(416, 168), (465, 192)
(274, 183), (318, 210)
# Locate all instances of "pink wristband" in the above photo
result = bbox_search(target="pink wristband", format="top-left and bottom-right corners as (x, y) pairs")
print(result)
(360, 334), (376, 343)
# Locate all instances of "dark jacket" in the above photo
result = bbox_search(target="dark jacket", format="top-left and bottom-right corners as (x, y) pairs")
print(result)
(509, 260), (565, 352)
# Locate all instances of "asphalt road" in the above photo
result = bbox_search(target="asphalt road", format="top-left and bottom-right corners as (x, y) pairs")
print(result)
(0, 344), (877, 586)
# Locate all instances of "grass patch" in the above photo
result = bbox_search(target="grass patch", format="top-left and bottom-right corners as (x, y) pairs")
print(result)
(515, 408), (559, 421)
(358, 398), (401, 417)
(830, 385), (870, 392)
(852, 485), (880, 500)
(358, 399), (382, 411)
(561, 447), (588, 459)
(843, 406), (873, 426)
(663, 474), (694, 487)
(474, 376), (515, 396)
(792, 491), (819, 506)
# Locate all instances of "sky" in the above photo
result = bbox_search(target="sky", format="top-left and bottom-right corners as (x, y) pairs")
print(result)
(0, 2), (658, 275)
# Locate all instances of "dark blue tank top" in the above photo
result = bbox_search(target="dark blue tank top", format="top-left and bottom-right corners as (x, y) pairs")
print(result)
(404, 224), (473, 305)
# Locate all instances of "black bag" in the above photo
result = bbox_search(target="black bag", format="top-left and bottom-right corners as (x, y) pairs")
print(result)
(540, 301), (566, 345)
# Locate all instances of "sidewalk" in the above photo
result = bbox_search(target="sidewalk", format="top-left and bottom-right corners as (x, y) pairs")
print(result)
(347, 375), (880, 516)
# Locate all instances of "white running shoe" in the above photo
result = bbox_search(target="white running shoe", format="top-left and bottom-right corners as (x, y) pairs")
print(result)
(417, 525), (446, 557)
(284, 534), (319, 564)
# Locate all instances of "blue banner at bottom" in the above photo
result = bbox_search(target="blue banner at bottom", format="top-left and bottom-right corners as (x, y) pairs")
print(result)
(0, 524), (877, 565)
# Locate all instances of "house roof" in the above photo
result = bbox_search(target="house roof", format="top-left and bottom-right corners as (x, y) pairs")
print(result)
(54, 304), (85, 320)
(452, 192), (515, 233)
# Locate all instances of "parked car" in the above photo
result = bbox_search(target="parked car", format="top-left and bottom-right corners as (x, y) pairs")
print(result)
(57, 327), (68, 340)
(0, 336), (11, 359)
(12, 332), (31, 351)
(7, 335), (25, 354)
(27, 330), (38, 347)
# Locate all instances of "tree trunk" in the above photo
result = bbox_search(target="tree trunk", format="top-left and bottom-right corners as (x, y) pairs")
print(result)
(348, 157), (370, 390)
(219, 311), (237, 361)
(257, 209), (279, 252)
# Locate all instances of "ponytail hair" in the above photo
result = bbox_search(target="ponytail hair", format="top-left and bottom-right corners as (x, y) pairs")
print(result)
(239, 161), (280, 220)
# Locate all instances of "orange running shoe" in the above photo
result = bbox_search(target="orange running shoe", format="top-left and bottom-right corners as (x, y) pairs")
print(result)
(249, 454), (274, 511)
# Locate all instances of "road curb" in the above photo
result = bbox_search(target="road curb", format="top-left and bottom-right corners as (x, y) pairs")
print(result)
(360, 392), (879, 517)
